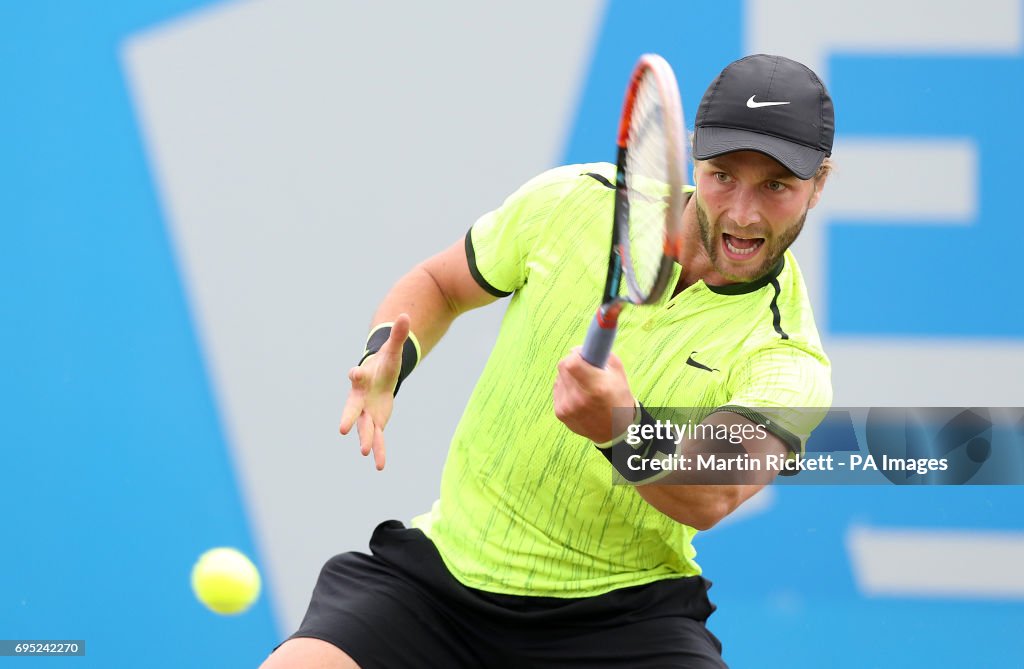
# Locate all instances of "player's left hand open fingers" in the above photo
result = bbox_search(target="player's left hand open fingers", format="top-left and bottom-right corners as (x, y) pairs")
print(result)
(356, 410), (376, 458)
(372, 314), (410, 383)
(384, 313), (411, 352)
(371, 425), (387, 471)
(339, 369), (366, 435)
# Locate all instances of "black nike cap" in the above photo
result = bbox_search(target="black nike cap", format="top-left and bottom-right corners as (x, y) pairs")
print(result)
(693, 54), (834, 180)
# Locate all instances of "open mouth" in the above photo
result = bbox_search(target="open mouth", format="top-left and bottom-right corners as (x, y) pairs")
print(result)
(721, 233), (765, 260)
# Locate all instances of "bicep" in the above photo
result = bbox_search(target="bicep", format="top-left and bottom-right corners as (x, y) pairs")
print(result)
(419, 236), (501, 315)
(410, 167), (581, 327)
(724, 344), (833, 456)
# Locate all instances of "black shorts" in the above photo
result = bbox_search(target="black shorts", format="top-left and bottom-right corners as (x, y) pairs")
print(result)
(280, 520), (726, 668)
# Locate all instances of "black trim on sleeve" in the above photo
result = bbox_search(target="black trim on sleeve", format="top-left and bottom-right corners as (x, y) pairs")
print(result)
(464, 228), (512, 298)
(768, 277), (790, 340)
(717, 404), (802, 478)
(583, 172), (615, 190)
(716, 405), (803, 457)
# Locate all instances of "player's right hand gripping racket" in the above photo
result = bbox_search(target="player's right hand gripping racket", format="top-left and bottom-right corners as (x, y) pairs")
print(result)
(581, 53), (689, 368)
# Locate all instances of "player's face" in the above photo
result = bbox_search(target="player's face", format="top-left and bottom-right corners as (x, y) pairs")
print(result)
(693, 151), (825, 282)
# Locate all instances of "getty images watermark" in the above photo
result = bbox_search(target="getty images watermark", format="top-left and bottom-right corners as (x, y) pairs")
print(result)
(608, 407), (1024, 485)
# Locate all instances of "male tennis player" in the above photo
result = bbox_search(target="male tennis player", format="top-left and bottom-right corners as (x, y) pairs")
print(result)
(263, 54), (834, 668)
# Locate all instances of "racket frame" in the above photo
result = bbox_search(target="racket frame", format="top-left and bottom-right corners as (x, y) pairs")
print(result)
(582, 53), (688, 367)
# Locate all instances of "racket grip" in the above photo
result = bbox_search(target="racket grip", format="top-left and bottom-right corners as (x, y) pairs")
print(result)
(581, 310), (618, 368)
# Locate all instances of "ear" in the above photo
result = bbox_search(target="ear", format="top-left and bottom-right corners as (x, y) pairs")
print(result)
(807, 170), (829, 210)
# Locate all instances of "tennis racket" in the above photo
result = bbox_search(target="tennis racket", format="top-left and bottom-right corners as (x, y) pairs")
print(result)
(581, 53), (689, 368)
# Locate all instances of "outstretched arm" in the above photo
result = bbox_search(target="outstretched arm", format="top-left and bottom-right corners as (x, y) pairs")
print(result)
(339, 236), (499, 470)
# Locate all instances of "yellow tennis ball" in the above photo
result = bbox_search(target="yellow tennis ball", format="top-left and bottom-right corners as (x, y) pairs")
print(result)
(191, 547), (261, 615)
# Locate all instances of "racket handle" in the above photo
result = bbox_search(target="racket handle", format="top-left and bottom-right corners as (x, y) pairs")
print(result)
(581, 309), (619, 368)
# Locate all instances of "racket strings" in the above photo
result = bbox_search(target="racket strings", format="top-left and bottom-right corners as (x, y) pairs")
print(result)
(622, 72), (673, 302)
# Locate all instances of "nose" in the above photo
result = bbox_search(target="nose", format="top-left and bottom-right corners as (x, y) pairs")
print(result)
(727, 185), (762, 228)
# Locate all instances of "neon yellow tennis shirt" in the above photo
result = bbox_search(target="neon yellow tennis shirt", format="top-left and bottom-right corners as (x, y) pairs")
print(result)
(412, 163), (832, 597)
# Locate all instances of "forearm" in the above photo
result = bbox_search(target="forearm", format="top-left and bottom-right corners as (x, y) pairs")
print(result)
(607, 409), (784, 529)
(635, 483), (748, 531)
(557, 359), (781, 529)
(633, 438), (765, 530)
(365, 238), (498, 358)
(369, 266), (457, 357)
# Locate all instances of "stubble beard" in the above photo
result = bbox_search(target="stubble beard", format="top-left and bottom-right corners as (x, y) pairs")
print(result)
(695, 197), (807, 282)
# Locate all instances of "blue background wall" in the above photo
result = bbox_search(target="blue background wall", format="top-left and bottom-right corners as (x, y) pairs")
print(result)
(1, 2), (277, 667)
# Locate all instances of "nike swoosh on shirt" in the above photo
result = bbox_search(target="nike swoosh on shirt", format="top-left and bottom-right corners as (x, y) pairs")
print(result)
(746, 95), (790, 108)
(686, 352), (719, 373)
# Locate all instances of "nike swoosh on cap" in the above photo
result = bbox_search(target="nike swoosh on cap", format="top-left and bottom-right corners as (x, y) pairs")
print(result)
(746, 95), (790, 108)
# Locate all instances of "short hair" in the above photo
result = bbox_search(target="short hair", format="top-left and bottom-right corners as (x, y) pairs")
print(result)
(815, 157), (834, 181)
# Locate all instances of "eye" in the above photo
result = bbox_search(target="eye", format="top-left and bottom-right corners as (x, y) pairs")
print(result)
(766, 180), (787, 192)
(713, 172), (730, 183)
